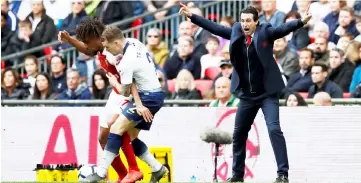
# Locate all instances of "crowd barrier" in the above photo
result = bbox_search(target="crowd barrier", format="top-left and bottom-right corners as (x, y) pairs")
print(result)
(1, 107), (361, 182)
(2, 98), (361, 106)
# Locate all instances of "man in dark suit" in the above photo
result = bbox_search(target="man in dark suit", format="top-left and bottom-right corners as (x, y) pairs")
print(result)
(180, 3), (312, 183)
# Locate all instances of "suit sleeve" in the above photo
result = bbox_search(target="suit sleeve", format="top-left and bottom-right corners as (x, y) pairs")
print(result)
(267, 19), (305, 41)
(190, 14), (232, 40)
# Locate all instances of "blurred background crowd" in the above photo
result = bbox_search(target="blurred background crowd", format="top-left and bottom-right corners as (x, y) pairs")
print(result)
(1, 0), (361, 107)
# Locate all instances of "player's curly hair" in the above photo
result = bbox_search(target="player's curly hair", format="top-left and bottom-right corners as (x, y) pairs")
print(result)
(75, 18), (105, 43)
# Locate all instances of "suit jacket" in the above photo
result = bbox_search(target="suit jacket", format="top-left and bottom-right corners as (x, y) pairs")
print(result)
(190, 14), (305, 96)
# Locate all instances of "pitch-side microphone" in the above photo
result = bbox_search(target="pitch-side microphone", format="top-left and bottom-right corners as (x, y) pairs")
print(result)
(200, 127), (233, 182)
(200, 126), (233, 145)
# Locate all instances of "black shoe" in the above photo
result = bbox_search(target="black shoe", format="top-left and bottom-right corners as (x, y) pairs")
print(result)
(274, 175), (289, 183)
(226, 176), (244, 182)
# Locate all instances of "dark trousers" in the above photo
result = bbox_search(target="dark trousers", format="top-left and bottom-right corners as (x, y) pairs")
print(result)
(232, 96), (289, 178)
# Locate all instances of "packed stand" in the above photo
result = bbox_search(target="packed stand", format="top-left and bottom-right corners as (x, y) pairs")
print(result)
(1, 0), (361, 106)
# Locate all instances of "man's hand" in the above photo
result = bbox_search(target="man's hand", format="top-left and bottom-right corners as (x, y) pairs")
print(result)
(106, 72), (120, 88)
(136, 105), (153, 122)
(58, 31), (71, 43)
(301, 4), (312, 25)
(179, 3), (192, 18)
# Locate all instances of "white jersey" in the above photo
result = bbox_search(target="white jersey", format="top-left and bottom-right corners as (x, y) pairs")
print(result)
(114, 38), (161, 91)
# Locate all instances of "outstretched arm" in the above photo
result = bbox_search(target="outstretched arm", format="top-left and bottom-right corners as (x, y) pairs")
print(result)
(58, 31), (97, 56)
(268, 4), (312, 41)
(267, 19), (305, 41)
(179, 3), (232, 39)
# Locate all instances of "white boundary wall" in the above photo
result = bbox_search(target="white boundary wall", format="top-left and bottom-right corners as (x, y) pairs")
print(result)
(1, 107), (361, 182)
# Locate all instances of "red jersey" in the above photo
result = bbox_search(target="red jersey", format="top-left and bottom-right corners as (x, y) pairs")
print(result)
(97, 52), (121, 94)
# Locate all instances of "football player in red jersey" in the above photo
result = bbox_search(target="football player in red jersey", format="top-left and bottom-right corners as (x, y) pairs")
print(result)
(58, 19), (163, 183)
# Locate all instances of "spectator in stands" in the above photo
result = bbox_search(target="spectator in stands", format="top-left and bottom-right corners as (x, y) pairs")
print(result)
(94, 0), (133, 30)
(1, 11), (14, 57)
(273, 37), (299, 79)
(9, 20), (43, 57)
(143, 0), (179, 22)
(259, 0), (285, 27)
(146, 28), (169, 67)
(286, 48), (315, 93)
(72, 52), (96, 87)
(91, 69), (111, 100)
(355, 16), (361, 42)
(221, 42), (230, 60)
(351, 82), (361, 98)
(308, 22), (336, 50)
(217, 16), (234, 56)
(26, 0), (57, 45)
(295, 0), (312, 21)
(212, 60), (233, 88)
(323, 0), (346, 34)
(164, 35), (201, 79)
(23, 55), (39, 94)
(308, 64), (343, 98)
(328, 48), (355, 92)
(200, 36), (223, 79)
(313, 92), (333, 106)
(50, 55), (67, 94)
(336, 33), (353, 51)
(308, 0), (331, 31)
(329, 7), (359, 44)
(57, 0), (88, 50)
(284, 11), (310, 51)
(209, 77), (240, 107)
(59, 68), (92, 101)
(188, 7), (211, 62)
(1, 68), (30, 100)
(169, 69), (202, 102)
(349, 41), (361, 92)
(1, 0), (17, 31)
(312, 37), (330, 65)
(169, 20), (193, 56)
(157, 70), (171, 99)
(284, 92), (307, 107)
(30, 73), (59, 100)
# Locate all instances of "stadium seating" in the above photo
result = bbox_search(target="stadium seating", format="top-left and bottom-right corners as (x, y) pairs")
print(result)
(195, 80), (213, 96)
(204, 67), (221, 80)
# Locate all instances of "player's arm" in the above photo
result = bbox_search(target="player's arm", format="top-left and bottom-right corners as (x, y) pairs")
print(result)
(131, 79), (153, 122)
(131, 80), (142, 107)
(58, 31), (97, 56)
(107, 76), (132, 97)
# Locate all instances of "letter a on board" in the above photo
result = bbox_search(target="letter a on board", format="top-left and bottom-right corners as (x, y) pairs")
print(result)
(42, 114), (78, 165)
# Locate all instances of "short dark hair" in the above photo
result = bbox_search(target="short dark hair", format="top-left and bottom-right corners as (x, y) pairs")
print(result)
(24, 55), (39, 66)
(102, 26), (124, 42)
(207, 35), (220, 45)
(50, 55), (65, 65)
(340, 6), (355, 17)
(75, 18), (105, 43)
(284, 11), (301, 23)
(240, 6), (259, 22)
(313, 63), (328, 72)
(300, 48), (314, 59)
(18, 20), (32, 29)
(1, 11), (7, 20)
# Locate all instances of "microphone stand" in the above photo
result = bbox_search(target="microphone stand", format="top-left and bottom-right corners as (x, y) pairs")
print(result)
(213, 143), (220, 182)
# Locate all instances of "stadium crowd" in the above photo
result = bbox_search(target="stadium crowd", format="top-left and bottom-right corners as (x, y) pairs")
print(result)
(1, 0), (361, 106)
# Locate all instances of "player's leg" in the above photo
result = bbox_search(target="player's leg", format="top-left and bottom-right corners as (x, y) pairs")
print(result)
(101, 92), (140, 181)
(99, 126), (127, 180)
(100, 99), (128, 180)
(92, 113), (135, 181)
(128, 127), (169, 183)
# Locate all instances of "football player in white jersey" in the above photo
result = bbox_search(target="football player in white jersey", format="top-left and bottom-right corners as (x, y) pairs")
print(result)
(58, 19), (167, 183)
(83, 25), (168, 182)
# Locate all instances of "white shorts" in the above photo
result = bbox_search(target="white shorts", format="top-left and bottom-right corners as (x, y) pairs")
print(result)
(99, 90), (129, 128)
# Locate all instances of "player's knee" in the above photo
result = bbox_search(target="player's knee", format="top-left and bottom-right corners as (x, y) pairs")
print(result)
(98, 127), (110, 144)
